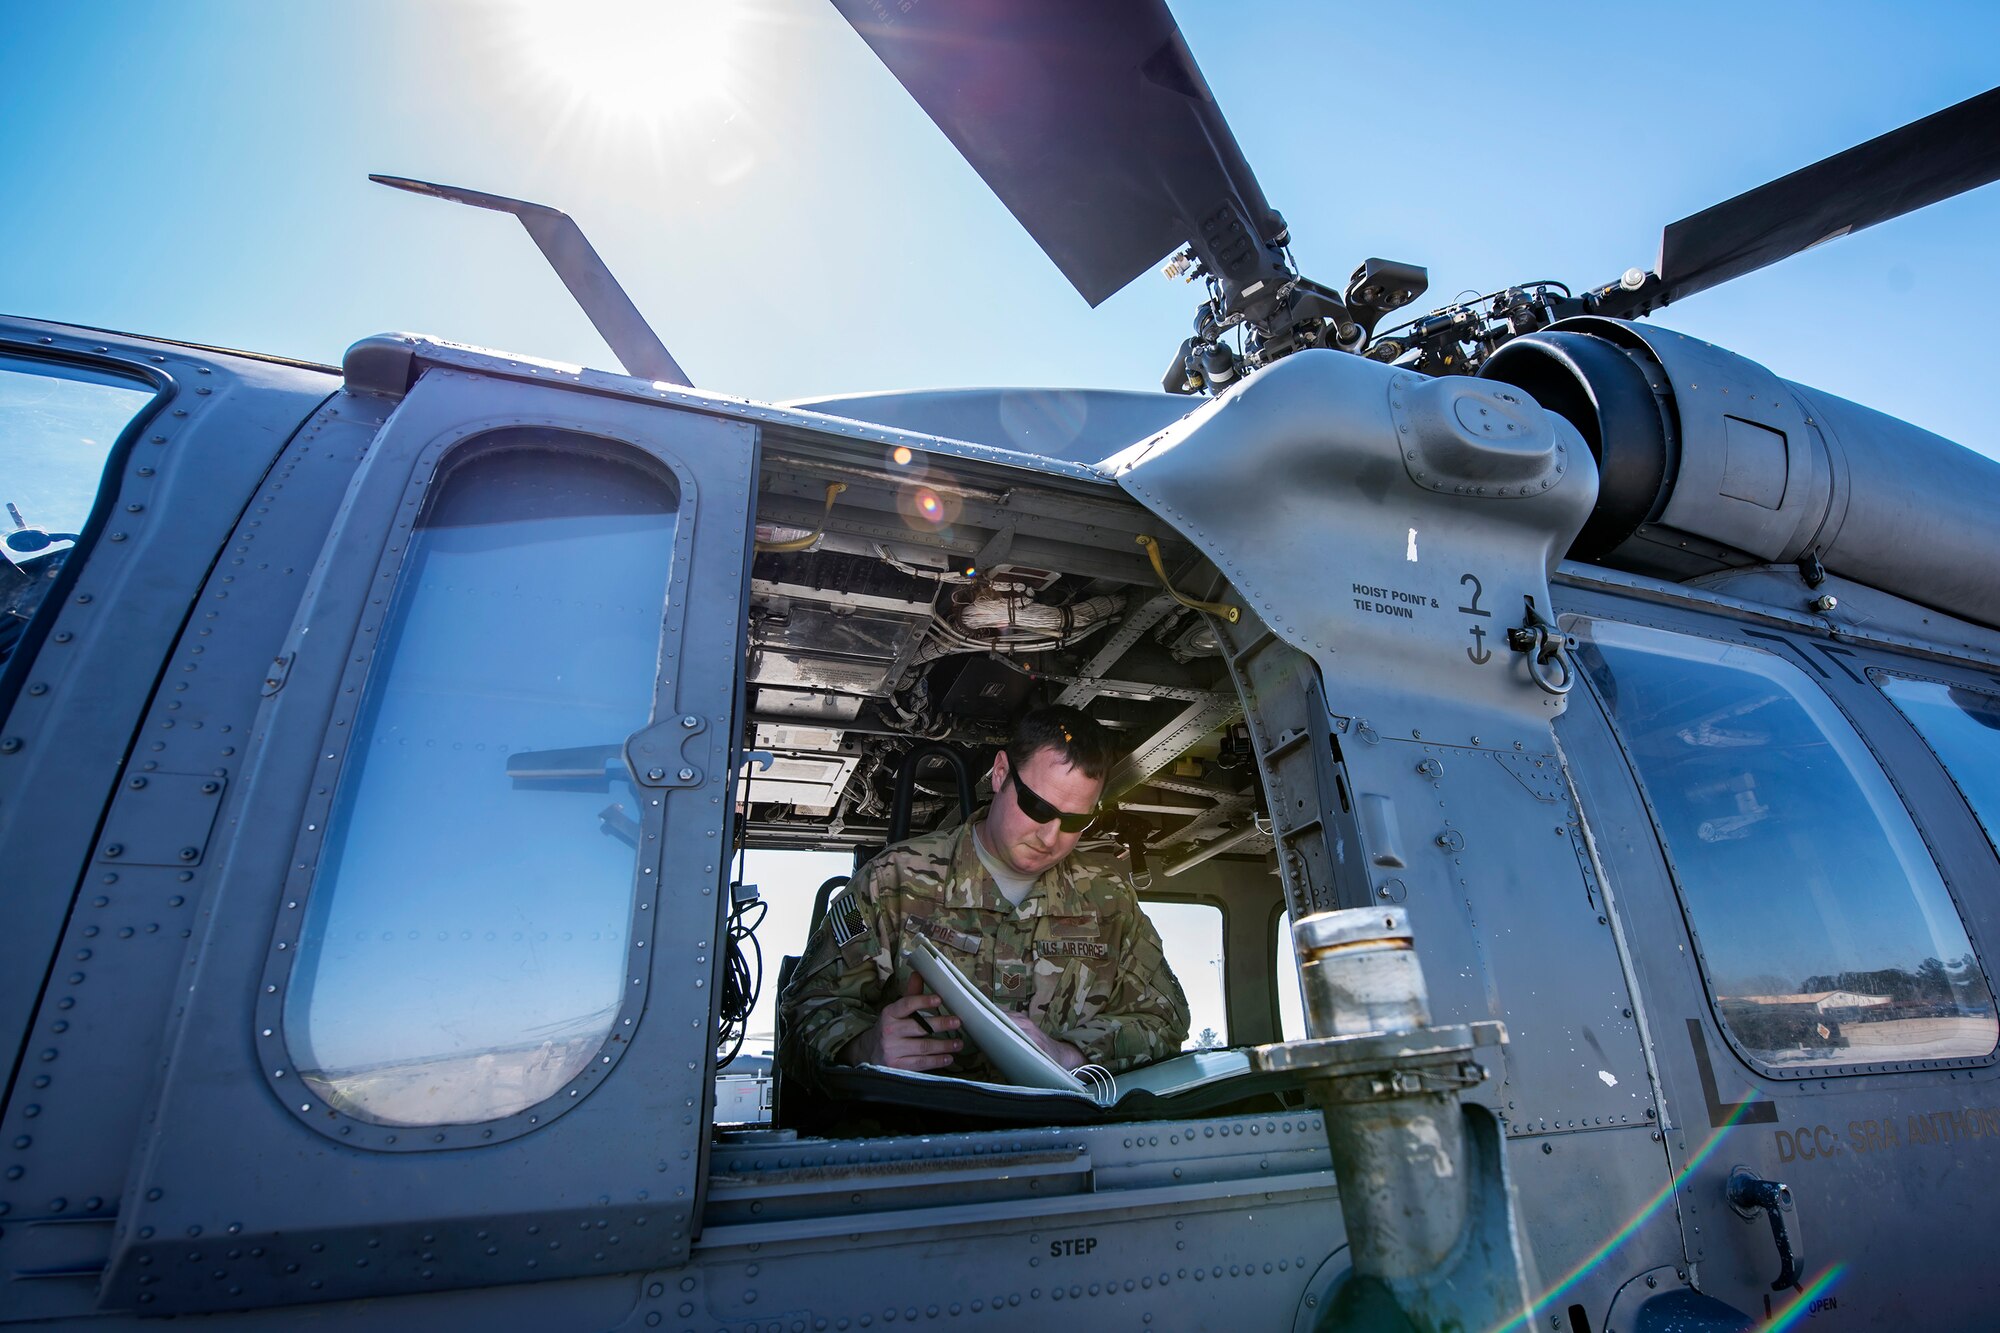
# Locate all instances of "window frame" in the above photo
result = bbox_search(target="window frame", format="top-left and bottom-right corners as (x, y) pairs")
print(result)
(259, 423), (703, 1150)
(0, 343), (168, 715)
(1135, 889), (1230, 1049)
(1870, 667), (2000, 862)
(1575, 614), (1998, 1080)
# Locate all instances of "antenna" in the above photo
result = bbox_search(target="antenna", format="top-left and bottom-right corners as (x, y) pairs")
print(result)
(370, 174), (692, 387)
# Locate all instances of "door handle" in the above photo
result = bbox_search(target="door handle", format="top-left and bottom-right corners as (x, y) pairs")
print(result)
(1726, 1166), (1803, 1291)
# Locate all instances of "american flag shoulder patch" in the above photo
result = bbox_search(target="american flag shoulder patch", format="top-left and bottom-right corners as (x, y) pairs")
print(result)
(829, 892), (867, 948)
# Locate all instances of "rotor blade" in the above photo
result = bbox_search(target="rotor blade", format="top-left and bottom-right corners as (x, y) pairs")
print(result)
(369, 175), (692, 386)
(831, 0), (1288, 307)
(1653, 86), (2000, 309)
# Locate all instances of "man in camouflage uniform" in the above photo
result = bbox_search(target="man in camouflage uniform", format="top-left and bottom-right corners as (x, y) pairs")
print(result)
(781, 706), (1189, 1083)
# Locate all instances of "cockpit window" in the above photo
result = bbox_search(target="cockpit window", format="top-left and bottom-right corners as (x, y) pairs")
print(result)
(1876, 673), (2000, 863)
(0, 352), (155, 566)
(1579, 620), (1996, 1072)
(283, 437), (679, 1126)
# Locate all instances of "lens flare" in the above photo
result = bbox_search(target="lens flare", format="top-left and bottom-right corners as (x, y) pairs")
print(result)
(891, 445), (914, 466)
(895, 470), (961, 532)
(1493, 1094), (1793, 1333)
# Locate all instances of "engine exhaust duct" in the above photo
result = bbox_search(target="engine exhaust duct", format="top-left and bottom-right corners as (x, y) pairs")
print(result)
(1483, 318), (2000, 630)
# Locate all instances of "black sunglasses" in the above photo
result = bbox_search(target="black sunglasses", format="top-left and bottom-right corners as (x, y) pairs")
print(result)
(1006, 765), (1100, 834)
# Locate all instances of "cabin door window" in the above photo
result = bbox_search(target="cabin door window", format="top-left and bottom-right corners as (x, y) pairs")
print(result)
(1578, 619), (1996, 1073)
(282, 436), (679, 1126)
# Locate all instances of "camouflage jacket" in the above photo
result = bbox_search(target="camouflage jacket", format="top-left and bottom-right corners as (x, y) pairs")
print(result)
(781, 817), (1190, 1081)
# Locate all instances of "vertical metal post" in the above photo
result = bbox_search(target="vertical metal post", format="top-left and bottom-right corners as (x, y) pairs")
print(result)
(1255, 907), (1528, 1330)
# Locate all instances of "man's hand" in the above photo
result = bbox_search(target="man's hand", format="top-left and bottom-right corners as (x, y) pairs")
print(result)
(840, 972), (964, 1071)
(1007, 1012), (1087, 1071)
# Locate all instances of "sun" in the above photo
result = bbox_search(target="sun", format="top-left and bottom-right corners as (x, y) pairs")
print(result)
(505, 0), (741, 126)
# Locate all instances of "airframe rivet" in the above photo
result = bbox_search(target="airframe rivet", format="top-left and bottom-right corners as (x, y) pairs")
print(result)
(103, 843), (122, 857)
(646, 767), (665, 781)
(179, 847), (199, 861)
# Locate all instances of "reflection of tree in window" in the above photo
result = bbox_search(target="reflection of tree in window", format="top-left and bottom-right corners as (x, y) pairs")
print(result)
(1582, 623), (1995, 1068)
(285, 439), (678, 1126)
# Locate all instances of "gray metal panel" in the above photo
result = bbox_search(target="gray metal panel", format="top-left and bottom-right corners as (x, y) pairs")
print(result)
(95, 369), (760, 1313)
(782, 387), (1193, 464)
(1108, 349), (1596, 747)
(0, 322), (335, 1313)
(0, 391), (400, 1320)
(1500, 1125), (1686, 1327)
(1558, 561), (2000, 669)
(681, 1110), (1340, 1330)
(356, 334), (1116, 488)
(1112, 350), (1688, 1315)
(1353, 738), (1655, 1132)
(1791, 380), (2000, 630)
(1596, 322), (1832, 564)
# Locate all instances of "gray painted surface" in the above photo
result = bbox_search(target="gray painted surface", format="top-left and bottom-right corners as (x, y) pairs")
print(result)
(1111, 348), (1686, 1316)
(786, 386), (1193, 464)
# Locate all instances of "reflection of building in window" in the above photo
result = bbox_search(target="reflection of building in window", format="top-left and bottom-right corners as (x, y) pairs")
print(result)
(1724, 990), (1891, 1013)
(1580, 620), (1998, 1071)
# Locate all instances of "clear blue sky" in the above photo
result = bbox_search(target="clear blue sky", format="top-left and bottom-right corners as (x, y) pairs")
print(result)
(2, 0), (1996, 459)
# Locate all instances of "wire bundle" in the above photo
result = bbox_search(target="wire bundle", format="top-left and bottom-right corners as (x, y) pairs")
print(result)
(911, 590), (1123, 665)
(716, 890), (766, 1069)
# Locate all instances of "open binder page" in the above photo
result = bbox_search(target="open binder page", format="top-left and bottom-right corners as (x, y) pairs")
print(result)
(904, 935), (1117, 1103)
(1110, 1047), (1252, 1097)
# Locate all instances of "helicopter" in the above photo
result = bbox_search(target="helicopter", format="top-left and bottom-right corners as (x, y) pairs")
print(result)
(4, 0), (2000, 1329)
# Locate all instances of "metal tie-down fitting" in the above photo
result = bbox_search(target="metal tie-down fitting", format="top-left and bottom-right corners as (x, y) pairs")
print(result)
(1254, 907), (1526, 1330)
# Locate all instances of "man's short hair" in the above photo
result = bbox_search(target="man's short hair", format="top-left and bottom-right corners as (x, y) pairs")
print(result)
(1009, 705), (1115, 783)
